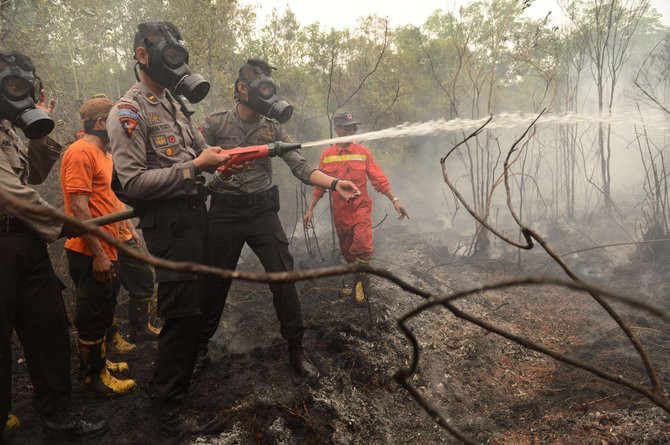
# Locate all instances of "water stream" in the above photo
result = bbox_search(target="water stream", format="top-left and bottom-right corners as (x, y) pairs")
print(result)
(300, 111), (670, 148)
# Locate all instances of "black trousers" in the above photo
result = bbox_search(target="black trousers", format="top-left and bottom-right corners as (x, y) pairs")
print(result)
(117, 238), (155, 299)
(67, 250), (120, 341)
(139, 198), (208, 402)
(0, 231), (71, 435)
(202, 196), (305, 344)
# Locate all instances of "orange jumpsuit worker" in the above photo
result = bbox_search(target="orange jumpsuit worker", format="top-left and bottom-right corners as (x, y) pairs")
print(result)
(61, 96), (136, 396)
(304, 111), (408, 304)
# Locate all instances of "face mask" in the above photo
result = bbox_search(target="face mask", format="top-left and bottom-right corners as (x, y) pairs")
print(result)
(0, 52), (54, 139)
(237, 70), (293, 124)
(136, 24), (210, 103)
(86, 129), (109, 143)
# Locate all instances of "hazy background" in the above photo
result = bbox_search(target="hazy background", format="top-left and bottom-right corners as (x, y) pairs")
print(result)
(2, 0), (669, 259)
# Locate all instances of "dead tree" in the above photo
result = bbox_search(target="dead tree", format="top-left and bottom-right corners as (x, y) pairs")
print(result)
(391, 114), (669, 443)
(632, 36), (670, 259)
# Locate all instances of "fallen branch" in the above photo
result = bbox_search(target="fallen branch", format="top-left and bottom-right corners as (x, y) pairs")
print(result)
(411, 112), (670, 443)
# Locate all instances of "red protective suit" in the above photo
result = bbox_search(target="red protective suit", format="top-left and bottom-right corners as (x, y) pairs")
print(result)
(314, 143), (391, 263)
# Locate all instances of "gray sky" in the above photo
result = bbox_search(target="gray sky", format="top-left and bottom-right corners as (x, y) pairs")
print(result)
(243, 0), (670, 29)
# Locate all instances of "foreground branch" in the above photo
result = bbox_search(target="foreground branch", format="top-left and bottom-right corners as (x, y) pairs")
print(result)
(426, 113), (669, 443)
(3, 183), (668, 443)
(0, 185), (430, 296)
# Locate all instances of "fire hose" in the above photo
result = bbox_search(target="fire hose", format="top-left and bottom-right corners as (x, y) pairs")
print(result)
(89, 141), (303, 227)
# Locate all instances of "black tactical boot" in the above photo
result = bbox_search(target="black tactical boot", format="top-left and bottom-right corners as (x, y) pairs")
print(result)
(192, 341), (211, 374)
(129, 297), (159, 343)
(288, 339), (320, 380)
(40, 412), (108, 441)
(158, 401), (224, 436)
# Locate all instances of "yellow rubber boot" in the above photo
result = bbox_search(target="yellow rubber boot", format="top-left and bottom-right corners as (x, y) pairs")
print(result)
(353, 258), (369, 305)
(109, 330), (136, 353)
(147, 296), (162, 335)
(340, 281), (353, 298)
(147, 321), (162, 336)
(6, 414), (19, 430)
(99, 367), (136, 394)
(354, 277), (366, 305)
(129, 297), (161, 341)
(79, 338), (135, 396)
(106, 318), (136, 354)
(106, 358), (129, 373)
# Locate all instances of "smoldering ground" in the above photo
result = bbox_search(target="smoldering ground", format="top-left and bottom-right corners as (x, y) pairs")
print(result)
(3, 0), (670, 441)
(3, 106), (668, 444)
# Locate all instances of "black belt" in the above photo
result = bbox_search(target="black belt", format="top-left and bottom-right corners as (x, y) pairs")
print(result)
(0, 213), (29, 233)
(211, 187), (276, 208)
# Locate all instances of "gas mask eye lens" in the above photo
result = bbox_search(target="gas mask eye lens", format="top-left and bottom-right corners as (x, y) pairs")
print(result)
(258, 81), (276, 99)
(163, 45), (188, 68)
(2, 76), (31, 99)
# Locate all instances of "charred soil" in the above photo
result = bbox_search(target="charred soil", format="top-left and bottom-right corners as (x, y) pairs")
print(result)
(5, 223), (670, 444)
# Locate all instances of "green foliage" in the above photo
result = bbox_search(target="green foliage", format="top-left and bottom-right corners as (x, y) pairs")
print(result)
(0, 0), (667, 176)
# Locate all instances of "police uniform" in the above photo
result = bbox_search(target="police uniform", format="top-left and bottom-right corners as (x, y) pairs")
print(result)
(0, 120), (72, 433)
(201, 105), (315, 346)
(107, 81), (208, 403)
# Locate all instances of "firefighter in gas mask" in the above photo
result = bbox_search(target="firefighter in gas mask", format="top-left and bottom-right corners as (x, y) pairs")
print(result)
(0, 50), (109, 441)
(107, 22), (232, 435)
(133, 21), (210, 104)
(197, 59), (360, 380)
(0, 51), (53, 139)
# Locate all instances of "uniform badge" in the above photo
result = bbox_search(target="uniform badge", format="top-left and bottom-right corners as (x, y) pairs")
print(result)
(168, 135), (176, 144)
(118, 103), (140, 114)
(166, 147), (174, 156)
(150, 113), (161, 123)
(145, 93), (159, 104)
(118, 108), (140, 120)
(120, 117), (138, 137)
(152, 135), (168, 147)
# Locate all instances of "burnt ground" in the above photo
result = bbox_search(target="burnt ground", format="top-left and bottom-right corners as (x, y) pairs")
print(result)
(4, 220), (670, 444)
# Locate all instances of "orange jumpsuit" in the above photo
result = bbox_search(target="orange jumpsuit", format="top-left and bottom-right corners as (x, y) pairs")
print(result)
(314, 143), (391, 263)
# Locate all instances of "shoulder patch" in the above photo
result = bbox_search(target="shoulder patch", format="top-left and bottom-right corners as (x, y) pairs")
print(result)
(120, 117), (138, 138)
(118, 103), (139, 112)
(117, 104), (140, 120)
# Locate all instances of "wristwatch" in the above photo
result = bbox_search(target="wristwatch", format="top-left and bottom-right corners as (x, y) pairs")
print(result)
(331, 178), (340, 190)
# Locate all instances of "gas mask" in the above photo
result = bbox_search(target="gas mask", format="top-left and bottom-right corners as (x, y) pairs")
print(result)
(236, 69), (293, 124)
(135, 23), (210, 104)
(0, 51), (54, 139)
